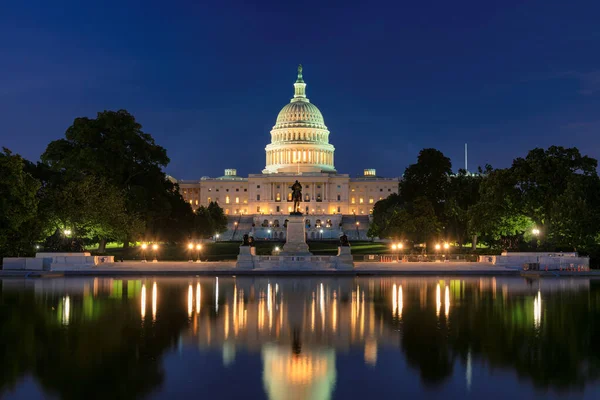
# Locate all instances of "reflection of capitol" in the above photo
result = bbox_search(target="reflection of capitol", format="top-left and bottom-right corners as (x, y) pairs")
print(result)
(8, 276), (592, 399)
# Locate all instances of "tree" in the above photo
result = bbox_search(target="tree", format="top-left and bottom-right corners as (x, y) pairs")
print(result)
(193, 202), (228, 239)
(0, 148), (41, 257)
(40, 176), (143, 252)
(40, 110), (192, 248)
(400, 148), (452, 215)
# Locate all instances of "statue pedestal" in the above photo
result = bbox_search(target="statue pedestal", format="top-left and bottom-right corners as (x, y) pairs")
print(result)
(236, 246), (255, 269)
(281, 215), (311, 256)
(336, 246), (354, 270)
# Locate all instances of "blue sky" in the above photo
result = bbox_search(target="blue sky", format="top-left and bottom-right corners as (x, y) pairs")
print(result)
(1, 0), (599, 178)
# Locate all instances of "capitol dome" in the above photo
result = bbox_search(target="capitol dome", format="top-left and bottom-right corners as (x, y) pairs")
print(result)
(263, 65), (336, 174)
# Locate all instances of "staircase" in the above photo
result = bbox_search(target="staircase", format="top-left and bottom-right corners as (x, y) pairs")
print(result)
(340, 215), (370, 240)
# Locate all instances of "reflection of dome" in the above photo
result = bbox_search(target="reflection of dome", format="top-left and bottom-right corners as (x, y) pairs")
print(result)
(263, 65), (336, 174)
(262, 344), (336, 400)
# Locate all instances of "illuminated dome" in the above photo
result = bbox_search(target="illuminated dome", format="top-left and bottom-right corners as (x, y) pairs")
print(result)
(263, 65), (336, 174)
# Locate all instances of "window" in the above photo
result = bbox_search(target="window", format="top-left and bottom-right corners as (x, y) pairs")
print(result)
(369, 198), (374, 204)
(235, 197), (239, 204)
(380, 188), (383, 192)
(351, 188), (355, 192)
(244, 189), (247, 192)
(337, 185), (341, 189)
(306, 185), (310, 188)
(276, 206), (280, 212)
(351, 197), (355, 204)
(209, 188), (212, 192)
(225, 196), (230, 204)
(276, 193), (281, 202)
(216, 189), (219, 192)
(226, 189), (229, 192)
(207, 197), (211, 203)
(257, 206), (260, 212)
(236, 188), (239, 192)
(276, 185), (280, 189)
(359, 198), (364, 204)
(388, 189), (391, 192)
(257, 185), (261, 188)
(337, 206), (341, 213)
(256, 194), (260, 201)
(195, 200), (198, 206)
(225, 209), (229, 214)
(337, 194), (341, 201)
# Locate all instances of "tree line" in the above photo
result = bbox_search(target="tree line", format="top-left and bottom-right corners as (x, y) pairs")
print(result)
(0, 110), (227, 258)
(369, 147), (600, 258)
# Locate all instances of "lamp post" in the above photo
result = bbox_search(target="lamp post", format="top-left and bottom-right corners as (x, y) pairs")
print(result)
(141, 243), (148, 262)
(267, 229), (271, 240)
(531, 228), (540, 249)
(195, 244), (202, 263)
(443, 242), (450, 261)
(397, 243), (403, 261)
(355, 221), (360, 239)
(391, 244), (397, 261)
(188, 243), (194, 262)
(435, 243), (441, 260)
(215, 233), (220, 242)
(320, 229), (324, 240)
(152, 244), (158, 262)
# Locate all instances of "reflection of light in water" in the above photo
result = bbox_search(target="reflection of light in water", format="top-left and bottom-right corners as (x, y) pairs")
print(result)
(215, 277), (219, 314)
(262, 345), (336, 400)
(62, 296), (70, 325)
(320, 283), (325, 331)
(152, 282), (157, 321)
(224, 304), (229, 339)
(534, 290), (542, 328)
(445, 285), (450, 318)
(392, 283), (397, 317)
(364, 338), (377, 366)
(360, 291), (365, 338)
(268, 283), (273, 330)
(311, 292), (316, 332)
(188, 284), (193, 318)
(332, 292), (337, 333)
(436, 283), (441, 317)
(233, 285), (238, 336)
(398, 285), (403, 319)
(141, 284), (146, 319)
(223, 342), (236, 367)
(466, 348), (472, 391)
(492, 277), (497, 300)
(196, 283), (200, 314)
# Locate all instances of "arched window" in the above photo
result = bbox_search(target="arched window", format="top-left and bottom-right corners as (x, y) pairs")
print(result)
(225, 196), (230, 204)
(315, 219), (322, 228)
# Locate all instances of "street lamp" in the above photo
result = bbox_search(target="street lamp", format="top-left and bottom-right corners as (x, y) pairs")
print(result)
(435, 243), (441, 260)
(64, 229), (72, 236)
(532, 228), (540, 236)
(320, 229), (324, 239)
(187, 243), (194, 262)
(267, 229), (271, 240)
(152, 244), (158, 262)
(215, 233), (220, 242)
(195, 244), (202, 263)
(141, 243), (148, 262)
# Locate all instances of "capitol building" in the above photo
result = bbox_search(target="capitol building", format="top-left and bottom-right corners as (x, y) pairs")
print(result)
(175, 66), (398, 240)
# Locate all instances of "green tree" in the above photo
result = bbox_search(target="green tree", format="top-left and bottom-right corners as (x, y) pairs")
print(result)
(400, 148), (452, 215)
(193, 202), (228, 239)
(40, 110), (191, 248)
(0, 148), (41, 258)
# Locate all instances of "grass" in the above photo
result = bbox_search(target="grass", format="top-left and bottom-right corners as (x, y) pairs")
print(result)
(92, 240), (400, 261)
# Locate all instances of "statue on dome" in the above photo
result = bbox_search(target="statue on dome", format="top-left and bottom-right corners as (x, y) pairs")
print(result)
(290, 180), (302, 214)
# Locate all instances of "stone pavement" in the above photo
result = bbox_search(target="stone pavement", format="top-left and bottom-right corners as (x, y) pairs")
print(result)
(0, 260), (524, 276)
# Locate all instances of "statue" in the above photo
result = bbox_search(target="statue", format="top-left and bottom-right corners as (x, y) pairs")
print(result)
(242, 234), (250, 246)
(339, 233), (350, 247)
(248, 236), (255, 247)
(290, 180), (302, 214)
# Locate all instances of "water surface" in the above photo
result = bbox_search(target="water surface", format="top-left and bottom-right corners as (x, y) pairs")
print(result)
(1, 276), (599, 399)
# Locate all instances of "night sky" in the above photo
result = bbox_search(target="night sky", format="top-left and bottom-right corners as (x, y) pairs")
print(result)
(1, 0), (599, 179)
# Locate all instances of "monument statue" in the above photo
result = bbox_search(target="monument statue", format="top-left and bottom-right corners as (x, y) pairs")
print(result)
(242, 234), (250, 246)
(290, 180), (302, 214)
(339, 234), (350, 247)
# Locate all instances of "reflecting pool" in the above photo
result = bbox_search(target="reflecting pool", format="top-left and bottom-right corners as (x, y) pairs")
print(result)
(1, 276), (599, 399)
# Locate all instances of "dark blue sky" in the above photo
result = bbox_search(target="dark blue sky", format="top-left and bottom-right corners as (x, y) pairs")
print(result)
(1, 0), (599, 179)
